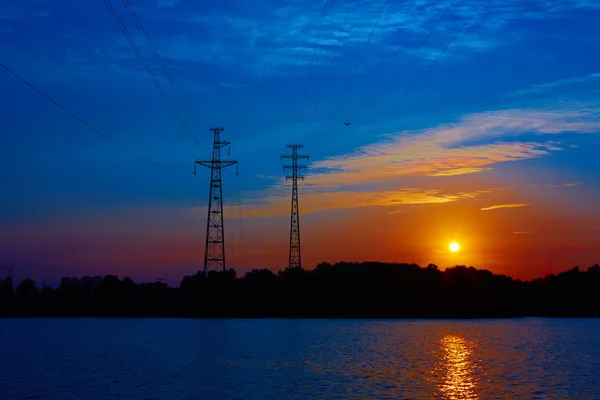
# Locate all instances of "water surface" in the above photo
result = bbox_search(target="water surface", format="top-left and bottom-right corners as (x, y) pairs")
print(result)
(1, 318), (599, 399)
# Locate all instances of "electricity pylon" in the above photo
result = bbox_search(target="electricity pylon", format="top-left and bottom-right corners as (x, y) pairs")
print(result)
(281, 144), (309, 270)
(194, 127), (238, 272)
(0, 264), (13, 279)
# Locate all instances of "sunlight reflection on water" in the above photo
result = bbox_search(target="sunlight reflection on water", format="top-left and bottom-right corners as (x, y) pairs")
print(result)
(438, 335), (478, 399)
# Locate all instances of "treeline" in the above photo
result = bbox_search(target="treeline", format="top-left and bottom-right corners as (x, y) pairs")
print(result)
(1, 262), (600, 318)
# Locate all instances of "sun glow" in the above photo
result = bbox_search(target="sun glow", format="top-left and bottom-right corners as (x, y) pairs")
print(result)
(449, 242), (460, 252)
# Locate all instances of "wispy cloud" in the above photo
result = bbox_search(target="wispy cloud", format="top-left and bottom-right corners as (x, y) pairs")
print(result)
(513, 231), (532, 235)
(33, 11), (50, 18)
(237, 188), (500, 218)
(157, 0), (180, 8)
(160, 0), (600, 77)
(511, 73), (600, 96)
(310, 105), (599, 187)
(530, 182), (583, 188)
(481, 203), (530, 211)
(388, 210), (405, 215)
(556, 182), (582, 187)
(256, 174), (280, 181)
(3, 0), (598, 80)
(0, 8), (16, 20)
(240, 104), (598, 215)
(221, 82), (247, 89)
(84, 0), (519, 78)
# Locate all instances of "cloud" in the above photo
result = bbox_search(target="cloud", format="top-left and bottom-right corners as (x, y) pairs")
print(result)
(157, 0), (180, 7)
(530, 182), (583, 188)
(132, 0), (566, 77)
(309, 105), (599, 188)
(2, 5), (50, 21)
(557, 182), (582, 187)
(480, 203), (530, 211)
(221, 82), (247, 88)
(4, 0), (598, 81)
(256, 174), (280, 181)
(513, 231), (532, 235)
(33, 11), (50, 18)
(511, 73), (600, 96)
(389, 210), (405, 215)
(0, 9), (16, 20)
(572, 0), (600, 10)
(236, 103), (598, 216)
(238, 187), (500, 218)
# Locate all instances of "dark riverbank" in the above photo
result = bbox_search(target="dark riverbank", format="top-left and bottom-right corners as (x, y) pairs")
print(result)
(2, 262), (599, 318)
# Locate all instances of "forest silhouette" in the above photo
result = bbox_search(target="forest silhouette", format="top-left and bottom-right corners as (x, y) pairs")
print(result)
(1, 262), (600, 318)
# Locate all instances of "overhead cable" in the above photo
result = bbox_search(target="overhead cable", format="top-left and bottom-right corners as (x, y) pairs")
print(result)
(121, 0), (203, 133)
(322, 0), (390, 137)
(1, 62), (178, 172)
(351, 0), (459, 136)
(290, 0), (330, 143)
(103, 0), (207, 156)
(367, 0), (487, 138)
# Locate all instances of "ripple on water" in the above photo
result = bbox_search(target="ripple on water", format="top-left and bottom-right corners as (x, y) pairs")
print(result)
(1, 318), (599, 399)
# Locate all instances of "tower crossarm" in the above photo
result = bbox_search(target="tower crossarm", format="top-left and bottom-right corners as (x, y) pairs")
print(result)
(195, 160), (238, 169)
(282, 165), (307, 169)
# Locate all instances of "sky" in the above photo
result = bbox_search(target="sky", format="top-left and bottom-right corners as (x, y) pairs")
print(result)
(1, 0), (599, 286)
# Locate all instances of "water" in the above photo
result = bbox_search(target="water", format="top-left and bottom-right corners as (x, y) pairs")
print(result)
(1, 318), (599, 399)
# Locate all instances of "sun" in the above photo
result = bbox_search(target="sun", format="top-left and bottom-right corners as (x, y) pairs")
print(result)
(449, 242), (460, 252)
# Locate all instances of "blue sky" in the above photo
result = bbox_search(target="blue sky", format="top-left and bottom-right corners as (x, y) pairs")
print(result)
(1, 0), (599, 284)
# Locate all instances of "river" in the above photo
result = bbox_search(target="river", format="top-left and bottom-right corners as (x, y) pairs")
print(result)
(1, 318), (599, 399)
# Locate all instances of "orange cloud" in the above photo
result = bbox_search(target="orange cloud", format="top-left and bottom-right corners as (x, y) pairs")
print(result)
(513, 231), (532, 235)
(308, 106), (599, 187)
(238, 105), (598, 216)
(530, 182), (583, 188)
(235, 188), (503, 218)
(559, 182), (582, 187)
(480, 203), (530, 211)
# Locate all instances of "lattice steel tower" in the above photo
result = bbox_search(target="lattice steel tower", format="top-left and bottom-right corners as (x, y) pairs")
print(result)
(194, 127), (238, 272)
(281, 144), (309, 270)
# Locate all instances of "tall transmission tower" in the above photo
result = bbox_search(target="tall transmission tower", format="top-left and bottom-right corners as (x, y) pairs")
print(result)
(0, 265), (14, 279)
(194, 128), (238, 273)
(281, 145), (309, 270)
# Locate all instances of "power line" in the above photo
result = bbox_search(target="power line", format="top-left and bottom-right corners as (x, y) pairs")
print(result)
(321, 0), (389, 137)
(308, 0), (355, 126)
(102, 0), (207, 156)
(351, 0), (458, 136)
(1, 62), (178, 172)
(366, 0), (487, 138)
(342, 0), (434, 126)
(290, 0), (330, 143)
(120, 0), (203, 133)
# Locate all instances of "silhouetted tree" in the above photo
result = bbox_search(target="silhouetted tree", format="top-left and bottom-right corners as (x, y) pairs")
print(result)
(2, 262), (600, 318)
(17, 279), (38, 296)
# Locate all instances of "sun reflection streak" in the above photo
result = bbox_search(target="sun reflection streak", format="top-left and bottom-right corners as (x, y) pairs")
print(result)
(439, 335), (479, 399)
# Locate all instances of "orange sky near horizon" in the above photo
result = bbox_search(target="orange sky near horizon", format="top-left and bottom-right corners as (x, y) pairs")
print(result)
(3, 175), (599, 285)
(3, 92), (600, 285)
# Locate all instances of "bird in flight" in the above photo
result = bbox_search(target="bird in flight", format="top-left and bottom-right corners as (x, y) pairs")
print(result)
(344, 122), (350, 126)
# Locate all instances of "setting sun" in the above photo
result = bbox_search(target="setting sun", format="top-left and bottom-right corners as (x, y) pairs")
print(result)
(449, 242), (460, 252)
